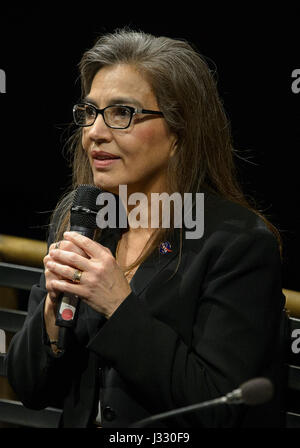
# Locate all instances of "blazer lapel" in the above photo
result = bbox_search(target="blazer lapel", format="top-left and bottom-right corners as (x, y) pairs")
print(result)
(96, 226), (182, 297)
(83, 227), (182, 339)
(129, 228), (181, 296)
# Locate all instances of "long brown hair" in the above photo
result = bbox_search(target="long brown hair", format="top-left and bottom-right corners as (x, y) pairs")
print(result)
(51, 28), (281, 273)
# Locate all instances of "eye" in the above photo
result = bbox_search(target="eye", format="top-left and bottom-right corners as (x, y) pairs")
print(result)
(111, 106), (131, 117)
(85, 104), (96, 117)
(104, 106), (133, 128)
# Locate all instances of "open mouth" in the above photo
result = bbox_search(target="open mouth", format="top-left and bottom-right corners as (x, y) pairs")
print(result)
(91, 150), (121, 161)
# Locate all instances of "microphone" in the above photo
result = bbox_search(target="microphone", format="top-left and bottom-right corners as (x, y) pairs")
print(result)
(130, 377), (274, 428)
(55, 185), (102, 341)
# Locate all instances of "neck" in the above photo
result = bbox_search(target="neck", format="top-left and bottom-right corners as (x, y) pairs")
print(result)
(118, 181), (171, 235)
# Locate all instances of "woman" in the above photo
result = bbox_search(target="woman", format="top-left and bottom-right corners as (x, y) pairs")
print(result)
(6, 29), (285, 428)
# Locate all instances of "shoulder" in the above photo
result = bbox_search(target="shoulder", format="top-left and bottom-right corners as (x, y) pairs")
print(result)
(203, 191), (270, 233)
(183, 191), (280, 259)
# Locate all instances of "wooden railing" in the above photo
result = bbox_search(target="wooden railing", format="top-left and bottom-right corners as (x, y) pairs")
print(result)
(0, 234), (61, 427)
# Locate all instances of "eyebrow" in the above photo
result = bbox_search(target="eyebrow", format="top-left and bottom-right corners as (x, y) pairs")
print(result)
(83, 96), (143, 108)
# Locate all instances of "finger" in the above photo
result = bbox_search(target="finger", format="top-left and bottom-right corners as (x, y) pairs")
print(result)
(44, 252), (58, 264)
(46, 260), (82, 284)
(49, 248), (90, 272)
(45, 267), (63, 289)
(63, 231), (107, 258)
(45, 263), (63, 280)
(45, 269), (62, 302)
(49, 241), (62, 252)
(49, 243), (55, 252)
(43, 254), (50, 267)
(49, 240), (88, 258)
(51, 279), (85, 297)
(59, 239), (88, 258)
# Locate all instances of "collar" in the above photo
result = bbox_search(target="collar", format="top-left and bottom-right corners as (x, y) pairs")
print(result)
(98, 226), (182, 297)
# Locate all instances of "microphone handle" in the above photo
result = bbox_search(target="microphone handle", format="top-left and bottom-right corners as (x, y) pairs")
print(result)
(55, 226), (97, 338)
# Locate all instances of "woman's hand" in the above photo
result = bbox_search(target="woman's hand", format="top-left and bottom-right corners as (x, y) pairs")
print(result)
(44, 238), (88, 303)
(44, 231), (132, 319)
(43, 237), (90, 346)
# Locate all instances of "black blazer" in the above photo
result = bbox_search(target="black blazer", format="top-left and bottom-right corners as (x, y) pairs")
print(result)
(6, 191), (286, 428)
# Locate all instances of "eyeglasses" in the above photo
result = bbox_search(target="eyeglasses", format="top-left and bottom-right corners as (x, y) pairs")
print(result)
(73, 103), (164, 129)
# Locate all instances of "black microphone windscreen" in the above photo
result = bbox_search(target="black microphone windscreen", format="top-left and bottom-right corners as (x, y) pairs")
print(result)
(70, 185), (102, 228)
(240, 377), (274, 406)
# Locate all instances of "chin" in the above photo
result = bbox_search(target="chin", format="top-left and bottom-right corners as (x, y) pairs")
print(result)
(93, 176), (120, 195)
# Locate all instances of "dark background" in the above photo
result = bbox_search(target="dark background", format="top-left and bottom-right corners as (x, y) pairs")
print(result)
(0, 5), (299, 289)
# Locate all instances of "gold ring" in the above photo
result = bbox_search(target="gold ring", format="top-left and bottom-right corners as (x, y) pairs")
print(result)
(73, 269), (82, 284)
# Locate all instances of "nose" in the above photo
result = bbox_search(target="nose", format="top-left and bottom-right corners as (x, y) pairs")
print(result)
(84, 113), (113, 144)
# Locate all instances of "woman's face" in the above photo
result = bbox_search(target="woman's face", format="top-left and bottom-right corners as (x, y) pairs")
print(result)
(82, 64), (176, 196)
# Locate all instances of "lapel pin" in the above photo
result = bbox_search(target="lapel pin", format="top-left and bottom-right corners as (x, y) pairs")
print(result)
(159, 241), (172, 254)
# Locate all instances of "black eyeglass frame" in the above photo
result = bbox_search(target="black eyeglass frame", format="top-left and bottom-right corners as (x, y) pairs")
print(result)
(73, 102), (164, 129)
